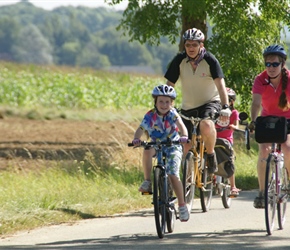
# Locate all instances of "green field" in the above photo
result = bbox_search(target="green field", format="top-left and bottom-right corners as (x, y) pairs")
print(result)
(0, 62), (258, 236)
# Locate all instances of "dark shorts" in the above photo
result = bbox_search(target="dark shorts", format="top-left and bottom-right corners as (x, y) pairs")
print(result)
(181, 101), (222, 139)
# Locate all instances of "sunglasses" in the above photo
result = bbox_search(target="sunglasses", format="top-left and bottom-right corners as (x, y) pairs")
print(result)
(185, 43), (200, 48)
(265, 62), (281, 67)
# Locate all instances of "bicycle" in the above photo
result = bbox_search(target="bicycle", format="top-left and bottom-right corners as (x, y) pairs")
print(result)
(180, 113), (215, 212)
(254, 116), (290, 235)
(128, 139), (183, 239)
(214, 111), (250, 208)
(180, 111), (250, 212)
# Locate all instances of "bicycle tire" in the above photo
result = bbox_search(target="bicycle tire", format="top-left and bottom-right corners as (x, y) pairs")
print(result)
(200, 153), (213, 212)
(277, 163), (288, 229)
(153, 166), (166, 238)
(221, 177), (232, 209)
(265, 155), (276, 235)
(166, 182), (175, 233)
(182, 151), (195, 212)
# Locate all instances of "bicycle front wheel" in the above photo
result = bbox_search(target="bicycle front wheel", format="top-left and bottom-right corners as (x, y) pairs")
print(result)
(221, 177), (232, 209)
(278, 162), (288, 230)
(200, 153), (213, 212)
(265, 155), (276, 235)
(153, 166), (166, 238)
(182, 151), (196, 212)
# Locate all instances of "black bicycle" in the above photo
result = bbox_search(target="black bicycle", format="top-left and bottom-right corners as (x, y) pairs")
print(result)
(128, 139), (183, 238)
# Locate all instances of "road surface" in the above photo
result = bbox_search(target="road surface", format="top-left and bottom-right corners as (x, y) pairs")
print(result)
(1, 190), (289, 249)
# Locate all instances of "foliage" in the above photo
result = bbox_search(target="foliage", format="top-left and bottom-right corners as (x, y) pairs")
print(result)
(107, 0), (290, 110)
(0, 3), (177, 74)
(0, 62), (174, 110)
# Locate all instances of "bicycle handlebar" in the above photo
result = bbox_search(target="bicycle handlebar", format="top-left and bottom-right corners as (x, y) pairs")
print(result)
(128, 139), (188, 148)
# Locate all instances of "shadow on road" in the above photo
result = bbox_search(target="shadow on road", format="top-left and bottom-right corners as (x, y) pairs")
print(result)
(1, 229), (289, 250)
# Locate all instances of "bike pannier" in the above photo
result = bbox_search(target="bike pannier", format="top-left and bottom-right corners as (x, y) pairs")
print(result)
(214, 138), (235, 178)
(255, 116), (287, 143)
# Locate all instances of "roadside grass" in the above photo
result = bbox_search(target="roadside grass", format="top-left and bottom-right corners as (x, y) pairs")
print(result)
(0, 62), (259, 236)
(0, 130), (259, 236)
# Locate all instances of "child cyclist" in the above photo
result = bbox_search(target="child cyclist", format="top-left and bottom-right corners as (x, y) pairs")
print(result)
(215, 87), (241, 197)
(132, 84), (189, 222)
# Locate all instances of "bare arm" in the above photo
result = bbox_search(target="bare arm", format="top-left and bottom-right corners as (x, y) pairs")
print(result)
(251, 93), (262, 121)
(176, 117), (188, 137)
(133, 127), (144, 139)
(214, 78), (229, 106)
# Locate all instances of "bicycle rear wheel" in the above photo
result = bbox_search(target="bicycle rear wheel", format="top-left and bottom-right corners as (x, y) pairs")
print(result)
(265, 155), (276, 235)
(153, 166), (166, 238)
(200, 153), (213, 212)
(221, 177), (232, 209)
(182, 151), (195, 212)
(278, 163), (288, 230)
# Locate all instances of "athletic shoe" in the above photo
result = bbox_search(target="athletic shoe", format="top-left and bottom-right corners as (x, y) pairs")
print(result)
(253, 191), (265, 209)
(179, 205), (189, 222)
(138, 180), (152, 193)
(207, 153), (218, 174)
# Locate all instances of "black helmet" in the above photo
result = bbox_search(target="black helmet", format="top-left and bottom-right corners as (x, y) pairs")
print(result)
(263, 44), (287, 60)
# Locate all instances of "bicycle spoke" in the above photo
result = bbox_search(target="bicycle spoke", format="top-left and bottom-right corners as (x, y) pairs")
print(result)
(278, 165), (288, 229)
(153, 167), (166, 238)
(182, 151), (195, 212)
(265, 156), (276, 235)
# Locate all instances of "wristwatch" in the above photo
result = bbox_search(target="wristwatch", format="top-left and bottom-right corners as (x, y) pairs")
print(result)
(222, 104), (229, 109)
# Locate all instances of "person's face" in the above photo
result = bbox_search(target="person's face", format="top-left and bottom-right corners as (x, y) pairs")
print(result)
(264, 55), (282, 78)
(184, 40), (202, 58)
(155, 96), (173, 115)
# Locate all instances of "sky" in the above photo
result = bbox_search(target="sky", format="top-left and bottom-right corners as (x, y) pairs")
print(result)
(0, 0), (128, 10)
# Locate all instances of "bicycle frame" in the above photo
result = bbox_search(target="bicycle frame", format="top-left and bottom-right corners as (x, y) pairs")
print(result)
(180, 114), (205, 189)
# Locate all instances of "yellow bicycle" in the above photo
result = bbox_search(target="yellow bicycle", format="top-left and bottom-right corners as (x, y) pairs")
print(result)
(180, 113), (213, 212)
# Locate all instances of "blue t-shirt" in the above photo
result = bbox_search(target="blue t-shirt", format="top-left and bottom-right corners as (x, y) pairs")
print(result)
(140, 108), (180, 142)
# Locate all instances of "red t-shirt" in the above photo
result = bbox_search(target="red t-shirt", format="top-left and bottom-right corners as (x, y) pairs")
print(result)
(252, 70), (290, 118)
(216, 109), (239, 144)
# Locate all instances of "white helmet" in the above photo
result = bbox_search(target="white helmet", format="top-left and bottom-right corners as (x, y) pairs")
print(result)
(183, 28), (205, 42)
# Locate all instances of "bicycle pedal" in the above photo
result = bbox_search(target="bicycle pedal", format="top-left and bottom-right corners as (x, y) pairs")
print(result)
(141, 191), (153, 195)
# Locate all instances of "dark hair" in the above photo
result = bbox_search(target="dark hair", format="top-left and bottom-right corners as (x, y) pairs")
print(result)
(278, 67), (290, 111)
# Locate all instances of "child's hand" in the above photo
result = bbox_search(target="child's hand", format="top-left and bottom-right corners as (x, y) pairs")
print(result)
(179, 136), (188, 143)
(132, 138), (141, 146)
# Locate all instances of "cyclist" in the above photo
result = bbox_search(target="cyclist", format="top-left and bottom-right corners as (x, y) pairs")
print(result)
(250, 44), (290, 208)
(165, 27), (231, 174)
(132, 84), (189, 222)
(215, 87), (241, 197)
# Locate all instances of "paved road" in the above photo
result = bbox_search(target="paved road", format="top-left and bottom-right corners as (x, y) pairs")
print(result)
(1, 190), (290, 249)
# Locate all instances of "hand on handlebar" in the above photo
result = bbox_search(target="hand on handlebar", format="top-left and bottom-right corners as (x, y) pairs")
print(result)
(220, 107), (232, 117)
(132, 138), (141, 146)
(248, 121), (255, 132)
(179, 136), (188, 144)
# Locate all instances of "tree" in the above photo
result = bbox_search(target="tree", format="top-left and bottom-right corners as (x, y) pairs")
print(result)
(11, 24), (53, 65)
(106, 0), (290, 109)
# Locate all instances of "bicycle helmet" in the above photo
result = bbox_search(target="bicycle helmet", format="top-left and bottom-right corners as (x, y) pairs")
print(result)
(227, 87), (236, 101)
(183, 28), (205, 42)
(152, 85), (176, 100)
(263, 44), (287, 60)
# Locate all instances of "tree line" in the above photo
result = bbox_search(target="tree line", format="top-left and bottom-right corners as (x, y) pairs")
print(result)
(0, 0), (177, 74)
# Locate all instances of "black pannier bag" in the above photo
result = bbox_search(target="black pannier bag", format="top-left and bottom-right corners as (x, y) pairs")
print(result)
(255, 116), (287, 143)
(214, 138), (235, 178)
